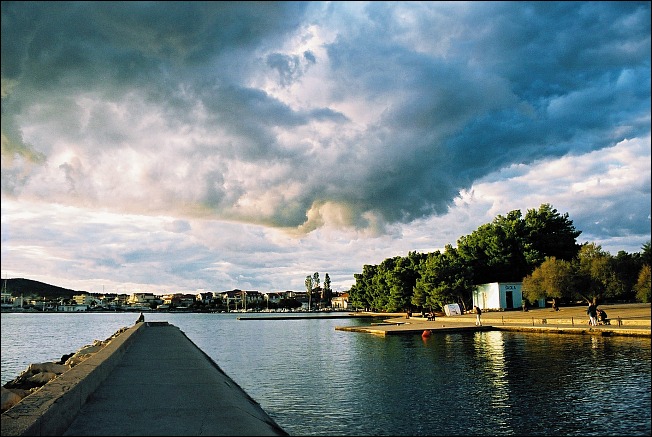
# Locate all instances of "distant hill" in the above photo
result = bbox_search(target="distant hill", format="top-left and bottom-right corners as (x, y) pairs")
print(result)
(3, 278), (85, 300)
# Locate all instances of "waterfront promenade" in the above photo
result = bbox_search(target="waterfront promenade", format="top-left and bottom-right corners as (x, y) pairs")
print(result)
(1, 322), (287, 436)
(336, 302), (651, 337)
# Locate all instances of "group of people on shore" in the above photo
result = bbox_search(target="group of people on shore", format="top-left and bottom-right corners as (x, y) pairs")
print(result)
(413, 301), (610, 327)
(471, 302), (610, 327)
(587, 302), (610, 326)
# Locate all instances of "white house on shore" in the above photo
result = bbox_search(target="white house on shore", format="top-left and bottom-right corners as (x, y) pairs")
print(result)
(472, 282), (524, 311)
(331, 293), (350, 310)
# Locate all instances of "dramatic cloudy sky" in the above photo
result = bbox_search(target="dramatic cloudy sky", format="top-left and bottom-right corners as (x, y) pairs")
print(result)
(1, 2), (650, 295)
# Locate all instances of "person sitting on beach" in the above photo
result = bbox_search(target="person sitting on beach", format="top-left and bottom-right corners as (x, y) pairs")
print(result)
(136, 312), (145, 324)
(598, 309), (610, 325)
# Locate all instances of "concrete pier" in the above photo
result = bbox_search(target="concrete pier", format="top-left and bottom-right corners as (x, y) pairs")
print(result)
(1, 322), (287, 436)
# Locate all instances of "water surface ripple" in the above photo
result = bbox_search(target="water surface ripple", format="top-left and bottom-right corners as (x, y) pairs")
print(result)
(1, 313), (650, 436)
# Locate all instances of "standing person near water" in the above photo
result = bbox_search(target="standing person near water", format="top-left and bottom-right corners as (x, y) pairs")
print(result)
(474, 305), (482, 326)
(587, 302), (598, 326)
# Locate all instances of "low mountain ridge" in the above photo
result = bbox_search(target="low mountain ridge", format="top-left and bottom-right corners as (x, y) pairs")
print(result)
(3, 278), (86, 300)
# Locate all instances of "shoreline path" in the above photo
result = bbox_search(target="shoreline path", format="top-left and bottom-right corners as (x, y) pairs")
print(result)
(338, 302), (650, 337)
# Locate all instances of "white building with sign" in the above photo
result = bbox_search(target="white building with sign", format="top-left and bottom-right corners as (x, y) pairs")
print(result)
(472, 282), (523, 311)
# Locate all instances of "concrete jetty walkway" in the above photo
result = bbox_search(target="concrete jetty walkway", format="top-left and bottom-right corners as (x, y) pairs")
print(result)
(2, 322), (287, 436)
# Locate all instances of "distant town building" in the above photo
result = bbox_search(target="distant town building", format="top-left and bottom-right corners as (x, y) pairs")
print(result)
(73, 294), (103, 307)
(264, 292), (283, 307)
(127, 292), (160, 309)
(331, 292), (349, 310)
(219, 289), (261, 310)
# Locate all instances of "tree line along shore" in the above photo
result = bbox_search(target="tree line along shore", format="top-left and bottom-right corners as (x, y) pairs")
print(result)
(3, 204), (651, 316)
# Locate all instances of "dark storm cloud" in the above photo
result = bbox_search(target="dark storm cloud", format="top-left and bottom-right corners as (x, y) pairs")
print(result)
(315, 1), (650, 226)
(266, 52), (305, 87)
(1, 1), (649, 235)
(1, 1), (310, 190)
(196, 85), (346, 161)
(1, 2), (309, 83)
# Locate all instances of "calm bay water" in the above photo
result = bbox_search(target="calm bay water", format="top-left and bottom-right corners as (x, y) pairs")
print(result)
(1, 312), (650, 436)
